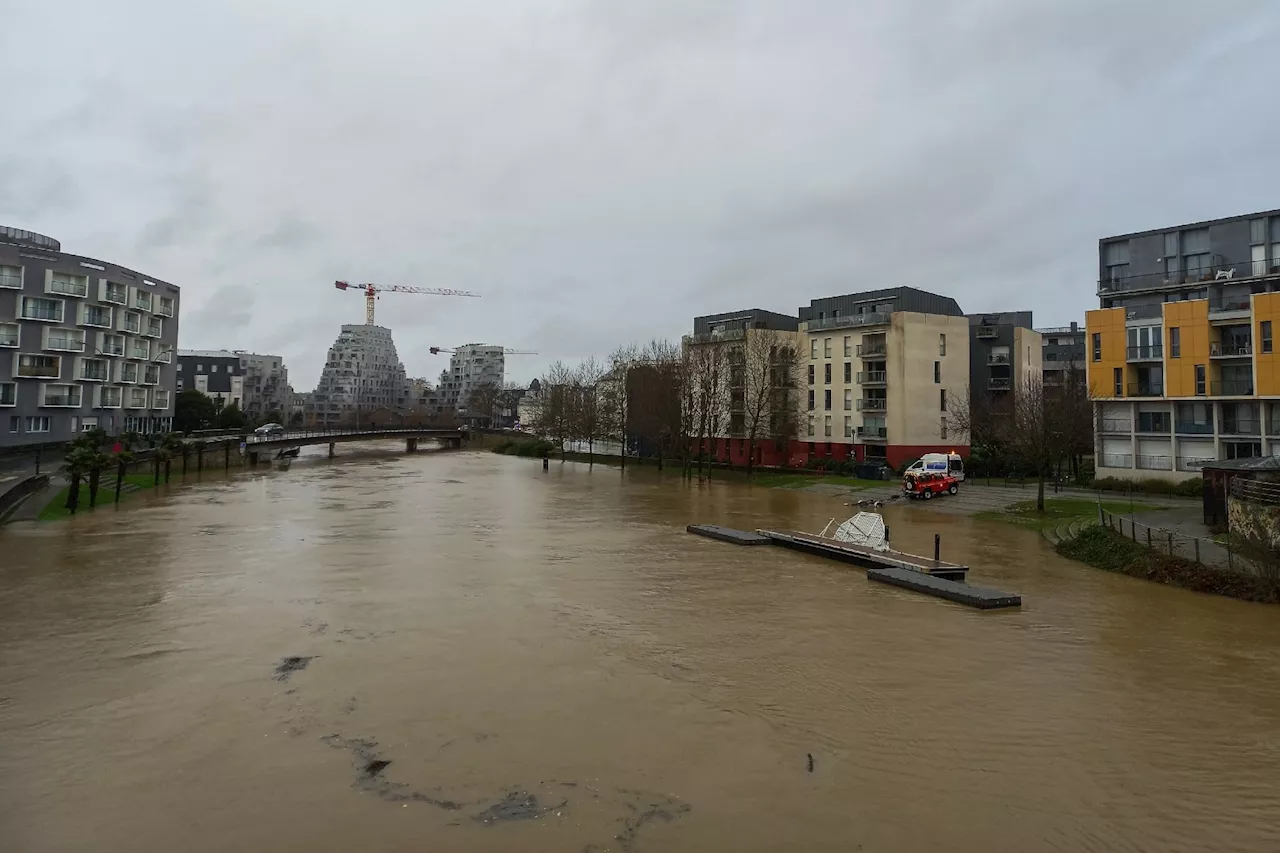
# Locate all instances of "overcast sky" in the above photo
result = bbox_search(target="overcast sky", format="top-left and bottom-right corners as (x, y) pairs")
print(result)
(4, 0), (1279, 389)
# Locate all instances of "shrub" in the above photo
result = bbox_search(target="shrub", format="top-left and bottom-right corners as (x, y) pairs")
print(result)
(1090, 476), (1204, 498)
(490, 438), (555, 458)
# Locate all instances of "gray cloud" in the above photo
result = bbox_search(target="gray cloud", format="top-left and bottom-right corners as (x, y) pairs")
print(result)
(2, 0), (1278, 390)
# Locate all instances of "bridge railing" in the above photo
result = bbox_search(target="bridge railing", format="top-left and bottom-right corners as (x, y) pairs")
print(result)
(242, 425), (464, 444)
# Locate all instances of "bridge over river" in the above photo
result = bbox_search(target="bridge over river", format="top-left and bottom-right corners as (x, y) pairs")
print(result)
(240, 426), (465, 464)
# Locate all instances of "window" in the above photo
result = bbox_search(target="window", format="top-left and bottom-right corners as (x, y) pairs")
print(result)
(0, 322), (18, 347)
(0, 382), (15, 406)
(824, 390), (832, 410)
(197, 363), (204, 372)
(1263, 321), (1273, 354)
(810, 339), (817, 359)
(25, 416), (51, 433)
(0, 264), (22, 289)
(1137, 411), (1171, 433)
(8, 415), (17, 433)
(1195, 364), (1206, 396)
(807, 364), (814, 385)
(843, 362), (851, 383)
(843, 336), (851, 357)
(807, 417), (814, 437)
(934, 361), (940, 383)
(844, 388), (852, 410)
(939, 334), (946, 356)
(211, 364), (219, 373)
(844, 416), (852, 438)
(823, 338), (831, 358)
(1104, 241), (1130, 282)
(20, 296), (64, 322)
(1092, 333), (1102, 361)
(824, 415), (832, 437)
(807, 390), (815, 411)
(1251, 218), (1267, 245)
(1113, 367), (1123, 397)
(940, 417), (947, 440)
(824, 363), (831, 384)
(1169, 327), (1180, 358)
(940, 389), (947, 411)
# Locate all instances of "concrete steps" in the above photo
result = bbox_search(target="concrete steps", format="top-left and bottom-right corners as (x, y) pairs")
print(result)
(1043, 517), (1096, 546)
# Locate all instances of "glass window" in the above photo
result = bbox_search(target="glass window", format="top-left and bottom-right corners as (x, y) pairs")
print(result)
(844, 389), (852, 410)
(824, 363), (831, 384)
(843, 362), (851, 383)
(823, 338), (831, 358)
(1164, 232), (1179, 256)
(1271, 217), (1280, 243)
(1092, 333), (1101, 361)
(1182, 228), (1209, 253)
(940, 389), (947, 411)
(940, 417), (947, 441)
(1113, 367), (1123, 397)
(1263, 321), (1273, 354)
(1195, 364), (1206, 396)
(8, 415), (17, 433)
(1169, 327), (1180, 358)
(810, 339), (817, 359)
(824, 390), (831, 410)
(1250, 219), (1267, 245)
(807, 364), (814, 385)
(824, 415), (831, 437)
(934, 361), (941, 383)
(1104, 241), (1130, 264)
(807, 390), (814, 411)
(939, 334), (946, 356)
(844, 416), (852, 438)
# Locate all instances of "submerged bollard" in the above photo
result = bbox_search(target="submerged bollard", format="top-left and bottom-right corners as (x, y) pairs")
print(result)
(934, 533), (941, 562)
(542, 457), (549, 471)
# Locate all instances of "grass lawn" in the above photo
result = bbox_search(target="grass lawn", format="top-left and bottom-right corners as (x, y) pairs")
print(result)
(975, 498), (1168, 532)
(39, 473), (159, 521)
(747, 472), (885, 490)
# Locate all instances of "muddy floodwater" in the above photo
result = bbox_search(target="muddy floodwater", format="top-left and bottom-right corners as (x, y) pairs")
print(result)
(3, 447), (1280, 852)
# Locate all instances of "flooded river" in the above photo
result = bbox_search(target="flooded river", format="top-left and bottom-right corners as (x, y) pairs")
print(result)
(2, 448), (1280, 852)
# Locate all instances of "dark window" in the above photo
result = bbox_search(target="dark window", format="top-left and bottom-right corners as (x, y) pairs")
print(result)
(824, 363), (831, 384)
(843, 362), (851, 383)
(807, 390), (814, 410)
(1137, 412), (1171, 432)
(1113, 367), (1123, 397)
(1195, 364), (1206, 396)
(1169, 327), (1180, 358)
(807, 364), (814, 385)
(933, 361), (940, 383)
(1263, 321), (1273, 354)
(824, 390), (832, 410)
(939, 334), (946, 356)
(1092, 333), (1101, 361)
(940, 389), (947, 411)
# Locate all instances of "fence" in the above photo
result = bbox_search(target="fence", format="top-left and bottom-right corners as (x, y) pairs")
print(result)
(1099, 507), (1242, 572)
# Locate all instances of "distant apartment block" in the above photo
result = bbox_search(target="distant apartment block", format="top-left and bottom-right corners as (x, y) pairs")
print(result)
(0, 227), (179, 447)
(177, 351), (245, 409)
(437, 344), (505, 415)
(966, 312), (1042, 398)
(237, 352), (290, 420)
(305, 324), (411, 426)
(1038, 322), (1086, 386)
(1088, 208), (1280, 480)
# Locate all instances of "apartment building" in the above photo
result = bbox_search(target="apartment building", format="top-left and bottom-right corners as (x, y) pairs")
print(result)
(684, 308), (802, 466)
(1038, 322), (1086, 387)
(306, 324), (411, 426)
(1088, 208), (1280, 480)
(1, 226), (179, 447)
(966, 312), (1043, 398)
(237, 352), (290, 420)
(437, 344), (505, 414)
(800, 288), (970, 468)
(176, 351), (245, 409)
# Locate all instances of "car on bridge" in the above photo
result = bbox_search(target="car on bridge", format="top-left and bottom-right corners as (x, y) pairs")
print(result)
(254, 423), (285, 436)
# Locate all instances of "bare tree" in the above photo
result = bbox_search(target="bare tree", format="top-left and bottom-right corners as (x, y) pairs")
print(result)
(467, 381), (501, 428)
(950, 375), (1056, 511)
(570, 357), (607, 465)
(528, 361), (575, 455)
(604, 345), (639, 468)
(626, 339), (684, 470)
(686, 339), (728, 480)
(740, 329), (801, 477)
(1050, 359), (1093, 481)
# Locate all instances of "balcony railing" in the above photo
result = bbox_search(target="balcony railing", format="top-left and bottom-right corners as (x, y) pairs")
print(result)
(21, 304), (63, 322)
(856, 425), (887, 439)
(1135, 455), (1173, 471)
(123, 320), (141, 334)
(1099, 259), (1280, 293)
(686, 329), (745, 345)
(1099, 418), (1132, 433)
(1122, 304), (1163, 321)
(1135, 419), (1172, 434)
(83, 311), (112, 328)
(1126, 382), (1164, 397)
(1209, 296), (1252, 314)
(1210, 341), (1252, 357)
(989, 377), (1012, 391)
(1174, 421), (1213, 435)
(157, 300), (174, 318)
(131, 346), (150, 360)
(987, 352), (1011, 365)
(80, 365), (109, 381)
(855, 343), (887, 358)
(1221, 420), (1262, 436)
(0, 274), (22, 289)
(805, 313), (889, 332)
(1210, 380), (1254, 396)
(1101, 453), (1133, 468)
(48, 279), (87, 297)
(857, 371), (887, 385)
(856, 398), (887, 412)
(976, 326), (998, 339)
(103, 287), (127, 305)
(0, 330), (17, 347)
(46, 336), (85, 352)
(97, 390), (122, 408)
(43, 392), (82, 407)
(1126, 345), (1163, 360)
(17, 364), (59, 379)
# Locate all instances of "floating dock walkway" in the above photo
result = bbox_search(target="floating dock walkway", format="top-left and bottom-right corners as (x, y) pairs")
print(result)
(687, 525), (1021, 610)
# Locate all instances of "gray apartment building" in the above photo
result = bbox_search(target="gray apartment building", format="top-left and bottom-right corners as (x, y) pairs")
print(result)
(305, 324), (411, 426)
(966, 311), (1042, 398)
(1037, 322), (1086, 386)
(438, 344), (505, 414)
(237, 352), (289, 419)
(176, 350), (245, 409)
(1, 226), (179, 448)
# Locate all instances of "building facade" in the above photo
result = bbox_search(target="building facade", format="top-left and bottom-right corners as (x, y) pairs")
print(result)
(1038, 322), (1086, 387)
(437, 344), (505, 414)
(966, 312), (1042, 399)
(176, 350), (244, 409)
(305, 325), (411, 426)
(237, 352), (289, 420)
(1088, 209), (1280, 480)
(1, 226), (179, 447)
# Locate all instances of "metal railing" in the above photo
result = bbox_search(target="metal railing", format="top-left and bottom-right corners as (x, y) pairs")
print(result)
(856, 426), (887, 439)
(48, 280), (87, 297)
(856, 398), (886, 412)
(1135, 419), (1171, 434)
(856, 343), (887, 357)
(1098, 508), (1231, 570)
(1220, 420), (1262, 436)
(20, 305), (63, 322)
(1122, 304), (1163, 321)
(805, 313), (889, 331)
(987, 353), (1011, 365)
(1126, 345), (1163, 360)
(42, 393), (82, 407)
(103, 288), (128, 304)
(989, 377), (1012, 391)
(1036, 326), (1081, 335)
(976, 326), (998, 339)
(45, 336), (84, 352)
(1135, 455), (1173, 470)
(1126, 382), (1164, 397)
(1100, 453), (1132, 468)
(857, 370), (886, 384)
(242, 425), (465, 444)
(0, 274), (23, 289)
(1099, 261), (1280, 293)
(1210, 341), (1253, 357)
(1174, 421), (1213, 435)
(1231, 478), (1280, 504)
(1209, 296), (1252, 313)
(1099, 418), (1132, 433)
(1210, 380), (1254, 396)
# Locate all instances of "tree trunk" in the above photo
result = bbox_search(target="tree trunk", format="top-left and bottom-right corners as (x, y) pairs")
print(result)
(66, 474), (81, 513)
(153, 456), (160, 487)
(588, 438), (593, 467)
(745, 437), (756, 479)
(165, 459), (172, 483)
(115, 460), (125, 503)
(88, 469), (100, 508)
(1036, 470), (1046, 512)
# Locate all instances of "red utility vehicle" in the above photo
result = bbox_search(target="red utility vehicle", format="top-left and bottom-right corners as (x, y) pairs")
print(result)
(903, 471), (959, 500)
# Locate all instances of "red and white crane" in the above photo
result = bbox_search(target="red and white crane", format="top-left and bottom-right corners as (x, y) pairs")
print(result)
(429, 346), (538, 355)
(334, 280), (481, 326)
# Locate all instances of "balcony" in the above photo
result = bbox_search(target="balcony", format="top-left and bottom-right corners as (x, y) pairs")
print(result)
(0, 325), (18, 347)
(154, 348), (173, 364)
(856, 425), (888, 440)
(144, 320), (162, 338)
(20, 299), (64, 323)
(45, 332), (86, 353)
(975, 325), (999, 339)
(152, 390), (170, 410)
(806, 313), (889, 332)
(0, 273), (21, 289)
(856, 343), (887, 358)
(1222, 420), (1262, 436)
(103, 284), (128, 305)
(81, 308), (113, 329)
(1126, 382), (1164, 397)
(1122, 304), (1164, 321)
(989, 377), (1012, 391)
(79, 361), (109, 382)
(125, 390), (149, 409)
(686, 329), (744, 345)
(0, 384), (14, 406)
(1126, 345), (1163, 361)
(1099, 419), (1132, 433)
(96, 387), (122, 409)
(157, 298), (175, 318)
(47, 277), (88, 298)
(1210, 341), (1252, 358)
(856, 398), (887, 412)
(1136, 418), (1172, 434)
(987, 352), (1011, 366)
(1209, 296), (1252, 315)
(122, 318), (141, 335)
(99, 337), (125, 357)
(134, 293), (153, 312)
(1174, 421), (1214, 435)
(1099, 259), (1280, 294)
(857, 370), (887, 386)
(130, 344), (150, 360)
(1210, 380), (1254, 396)
(16, 355), (60, 379)
(42, 389), (83, 407)
(1135, 455), (1173, 471)
(117, 365), (139, 384)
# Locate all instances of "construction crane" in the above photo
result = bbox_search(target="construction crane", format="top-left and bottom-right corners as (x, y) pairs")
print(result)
(334, 280), (481, 326)
(429, 346), (538, 355)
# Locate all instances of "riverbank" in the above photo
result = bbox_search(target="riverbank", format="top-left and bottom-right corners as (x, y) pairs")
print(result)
(1056, 525), (1280, 604)
(36, 473), (157, 521)
(974, 498), (1167, 532)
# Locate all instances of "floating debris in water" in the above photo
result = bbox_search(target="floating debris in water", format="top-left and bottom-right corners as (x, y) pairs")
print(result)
(274, 656), (313, 681)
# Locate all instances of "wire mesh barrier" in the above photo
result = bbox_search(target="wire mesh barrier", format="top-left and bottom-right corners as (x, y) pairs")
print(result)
(1098, 507), (1254, 574)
